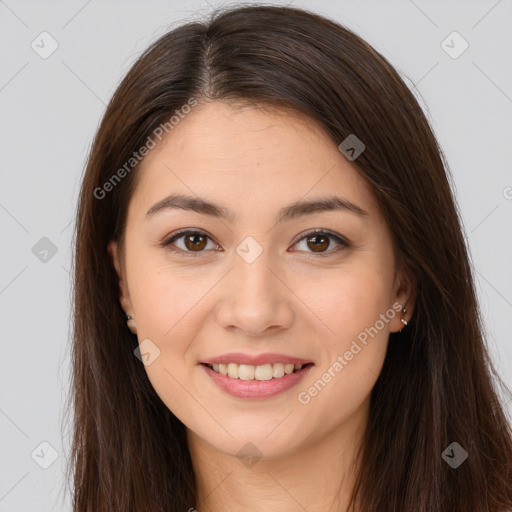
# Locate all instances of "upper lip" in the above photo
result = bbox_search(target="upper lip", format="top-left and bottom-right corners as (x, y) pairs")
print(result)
(200, 353), (313, 366)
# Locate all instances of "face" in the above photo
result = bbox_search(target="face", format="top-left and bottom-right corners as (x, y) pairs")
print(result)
(109, 100), (414, 460)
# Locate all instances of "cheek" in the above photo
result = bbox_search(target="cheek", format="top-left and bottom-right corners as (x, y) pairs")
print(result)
(304, 262), (394, 344)
(296, 270), (392, 427)
(298, 257), (393, 403)
(125, 257), (209, 410)
(128, 252), (210, 340)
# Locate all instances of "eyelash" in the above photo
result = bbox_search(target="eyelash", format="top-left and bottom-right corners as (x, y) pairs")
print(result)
(161, 228), (350, 258)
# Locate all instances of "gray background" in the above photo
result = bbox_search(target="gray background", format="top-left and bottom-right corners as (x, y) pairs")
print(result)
(1, 0), (511, 510)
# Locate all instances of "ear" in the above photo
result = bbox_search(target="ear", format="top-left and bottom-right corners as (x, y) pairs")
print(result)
(108, 240), (135, 318)
(389, 266), (416, 333)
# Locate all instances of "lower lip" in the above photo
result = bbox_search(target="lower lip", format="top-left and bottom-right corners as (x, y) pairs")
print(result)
(200, 363), (314, 399)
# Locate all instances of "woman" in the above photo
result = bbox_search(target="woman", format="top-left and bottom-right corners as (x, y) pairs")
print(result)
(65, 4), (512, 511)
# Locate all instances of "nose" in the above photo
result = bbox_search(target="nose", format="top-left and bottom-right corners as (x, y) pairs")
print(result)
(214, 250), (294, 338)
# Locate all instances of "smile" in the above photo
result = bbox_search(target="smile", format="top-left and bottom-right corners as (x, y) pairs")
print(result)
(204, 362), (312, 381)
(200, 361), (315, 399)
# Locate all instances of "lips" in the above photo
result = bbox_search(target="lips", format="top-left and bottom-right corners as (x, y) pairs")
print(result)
(200, 352), (313, 366)
(200, 360), (315, 399)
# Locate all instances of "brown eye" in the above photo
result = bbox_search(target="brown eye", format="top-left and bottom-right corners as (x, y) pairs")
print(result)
(162, 230), (218, 255)
(183, 233), (207, 251)
(306, 233), (330, 252)
(163, 229), (349, 258)
(292, 229), (349, 256)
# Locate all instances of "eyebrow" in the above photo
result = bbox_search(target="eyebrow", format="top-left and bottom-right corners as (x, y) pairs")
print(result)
(145, 193), (368, 222)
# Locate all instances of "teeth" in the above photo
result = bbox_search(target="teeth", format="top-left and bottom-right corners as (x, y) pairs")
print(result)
(254, 364), (272, 380)
(209, 362), (305, 380)
(227, 363), (239, 379)
(273, 363), (285, 378)
(239, 364), (255, 380)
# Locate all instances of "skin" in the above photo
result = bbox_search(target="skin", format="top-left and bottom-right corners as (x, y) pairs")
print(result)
(109, 100), (415, 512)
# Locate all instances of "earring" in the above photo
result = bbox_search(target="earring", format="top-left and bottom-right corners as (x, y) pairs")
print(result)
(400, 308), (408, 330)
(126, 313), (137, 334)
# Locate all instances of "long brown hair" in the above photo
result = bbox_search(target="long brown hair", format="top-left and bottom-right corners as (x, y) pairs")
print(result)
(64, 4), (512, 511)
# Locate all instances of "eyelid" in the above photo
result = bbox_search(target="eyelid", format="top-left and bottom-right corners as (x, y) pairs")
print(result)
(292, 228), (350, 249)
(161, 228), (350, 256)
(161, 228), (220, 256)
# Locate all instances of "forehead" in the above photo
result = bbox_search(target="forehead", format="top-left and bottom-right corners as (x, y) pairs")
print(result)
(128, 101), (378, 223)
(143, 101), (336, 168)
